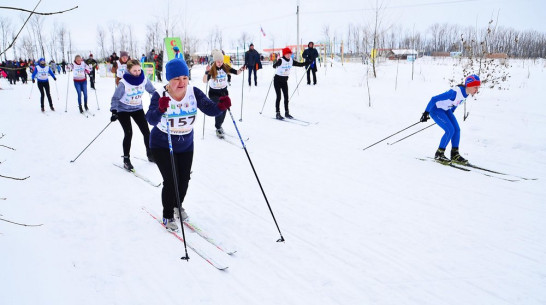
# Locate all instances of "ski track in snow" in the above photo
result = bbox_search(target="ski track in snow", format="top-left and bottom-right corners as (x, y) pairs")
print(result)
(1, 58), (546, 305)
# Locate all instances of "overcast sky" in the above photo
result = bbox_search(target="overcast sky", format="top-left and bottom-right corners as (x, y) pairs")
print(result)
(4, 0), (546, 55)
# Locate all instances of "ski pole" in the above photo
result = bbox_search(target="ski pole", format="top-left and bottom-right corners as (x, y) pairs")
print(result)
(94, 87), (100, 110)
(226, 108), (285, 243)
(363, 121), (421, 151)
(202, 82), (209, 140)
(28, 82), (34, 100)
(259, 75), (274, 114)
(70, 121), (112, 163)
(240, 66), (245, 121)
(54, 79), (59, 100)
(387, 123), (436, 146)
(288, 64), (311, 102)
(65, 71), (70, 112)
(166, 118), (190, 261)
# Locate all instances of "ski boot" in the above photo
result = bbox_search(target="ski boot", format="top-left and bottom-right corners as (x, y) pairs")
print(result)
(276, 111), (284, 120)
(123, 156), (134, 171)
(79, 105), (84, 114)
(84, 103), (89, 111)
(285, 111), (294, 119)
(434, 148), (451, 164)
(216, 127), (225, 139)
(162, 218), (178, 232)
(50, 104), (55, 111)
(41, 107), (45, 112)
(450, 148), (468, 165)
(174, 207), (188, 221)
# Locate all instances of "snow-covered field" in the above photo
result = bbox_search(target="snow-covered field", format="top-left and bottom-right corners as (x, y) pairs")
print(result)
(1, 57), (545, 305)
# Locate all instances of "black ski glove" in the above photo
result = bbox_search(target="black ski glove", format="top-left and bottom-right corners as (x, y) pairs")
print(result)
(420, 111), (430, 122)
(110, 110), (118, 122)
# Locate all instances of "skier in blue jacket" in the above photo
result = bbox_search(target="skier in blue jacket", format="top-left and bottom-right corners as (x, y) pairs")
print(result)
(420, 74), (481, 164)
(31, 58), (57, 112)
(145, 58), (231, 231)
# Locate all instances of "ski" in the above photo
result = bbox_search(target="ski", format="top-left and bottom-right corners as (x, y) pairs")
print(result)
(286, 117), (317, 125)
(85, 110), (95, 117)
(457, 163), (537, 181)
(113, 163), (161, 187)
(417, 157), (520, 182)
(80, 111), (88, 118)
(271, 117), (309, 126)
(223, 132), (249, 142)
(416, 157), (470, 171)
(142, 207), (229, 270)
(182, 219), (237, 255)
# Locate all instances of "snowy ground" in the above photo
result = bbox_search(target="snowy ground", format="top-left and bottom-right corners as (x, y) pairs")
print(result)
(1, 57), (545, 305)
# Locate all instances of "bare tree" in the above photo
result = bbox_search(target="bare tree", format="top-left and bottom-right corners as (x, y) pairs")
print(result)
(0, 16), (12, 61)
(108, 21), (117, 54)
(96, 25), (106, 59)
(238, 32), (252, 49)
(30, 15), (45, 58)
(57, 23), (67, 61)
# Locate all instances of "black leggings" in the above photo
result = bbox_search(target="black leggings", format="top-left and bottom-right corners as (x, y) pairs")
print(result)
(37, 81), (53, 108)
(117, 110), (150, 156)
(274, 75), (289, 113)
(208, 89), (228, 129)
(152, 149), (193, 219)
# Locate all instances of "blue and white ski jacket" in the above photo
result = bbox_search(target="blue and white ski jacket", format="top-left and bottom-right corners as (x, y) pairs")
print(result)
(31, 58), (56, 82)
(425, 85), (469, 113)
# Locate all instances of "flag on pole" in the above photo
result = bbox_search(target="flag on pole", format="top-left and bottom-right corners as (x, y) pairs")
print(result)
(260, 26), (266, 37)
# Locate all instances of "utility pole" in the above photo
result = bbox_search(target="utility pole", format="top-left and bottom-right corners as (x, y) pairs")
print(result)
(296, 0), (300, 60)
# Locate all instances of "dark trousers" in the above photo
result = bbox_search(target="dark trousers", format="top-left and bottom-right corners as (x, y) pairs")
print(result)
(208, 90), (228, 129)
(37, 81), (53, 108)
(248, 66), (257, 85)
(306, 66), (317, 84)
(89, 70), (95, 89)
(117, 110), (151, 156)
(274, 76), (289, 113)
(152, 149), (193, 219)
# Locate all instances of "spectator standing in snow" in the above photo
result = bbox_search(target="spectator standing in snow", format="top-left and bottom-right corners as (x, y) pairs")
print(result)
(271, 47), (306, 120)
(145, 58), (230, 231)
(419, 74), (481, 164)
(244, 43), (261, 86)
(110, 59), (157, 170)
(85, 54), (98, 89)
(31, 57), (57, 112)
(202, 49), (243, 139)
(302, 41), (319, 85)
(154, 51), (163, 82)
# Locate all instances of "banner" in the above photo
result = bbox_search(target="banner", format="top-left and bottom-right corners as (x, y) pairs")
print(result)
(164, 37), (183, 61)
(142, 62), (155, 82)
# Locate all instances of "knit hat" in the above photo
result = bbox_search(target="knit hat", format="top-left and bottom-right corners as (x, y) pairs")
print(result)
(166, 58), (189, 81)
(89, 54), (93, 57)
(212, 49), (223, 62)
(465, 74), (481, 87)
(282, 47), (292, 56)
(173, 46), (179, 52)
(249, 43), (254, 47)
(120, 51), (129, 57)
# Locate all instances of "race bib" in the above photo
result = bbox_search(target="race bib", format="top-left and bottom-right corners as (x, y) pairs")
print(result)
(157, 87), (198, 136)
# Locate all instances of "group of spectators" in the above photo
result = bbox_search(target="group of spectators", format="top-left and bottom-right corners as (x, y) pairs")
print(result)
(0, 59), (71, 86)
